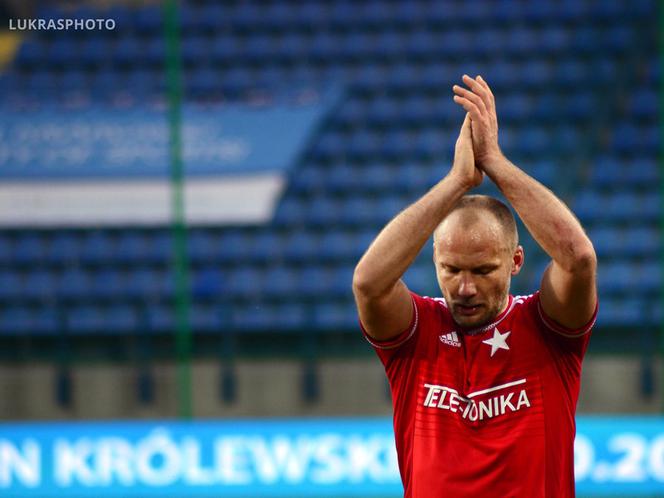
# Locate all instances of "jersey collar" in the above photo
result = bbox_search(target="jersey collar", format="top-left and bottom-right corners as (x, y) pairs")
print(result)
(459, 295), (515, 336)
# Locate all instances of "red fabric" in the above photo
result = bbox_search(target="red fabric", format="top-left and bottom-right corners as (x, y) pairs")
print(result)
(363, 291), (597, 498)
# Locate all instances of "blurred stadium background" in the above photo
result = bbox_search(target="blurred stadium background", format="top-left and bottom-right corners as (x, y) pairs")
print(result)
(0, 0), (661, 496)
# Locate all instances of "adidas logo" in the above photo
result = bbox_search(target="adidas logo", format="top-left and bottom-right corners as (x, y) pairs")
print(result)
(439, 331), (461, 348)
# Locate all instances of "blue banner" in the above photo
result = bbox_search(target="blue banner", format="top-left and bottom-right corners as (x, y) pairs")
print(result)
(0, 416), (662, 497)
(0, 100), (328, 179)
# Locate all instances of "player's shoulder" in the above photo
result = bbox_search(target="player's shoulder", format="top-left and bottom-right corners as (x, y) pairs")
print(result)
(411, 293), (452, 322)
(510, 292), (541, 317)
(420, 294), (448, 307)
(513, 292), (537, 306)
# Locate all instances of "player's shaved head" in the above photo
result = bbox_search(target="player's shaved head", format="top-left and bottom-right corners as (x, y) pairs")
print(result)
(434, 195), (518, 253)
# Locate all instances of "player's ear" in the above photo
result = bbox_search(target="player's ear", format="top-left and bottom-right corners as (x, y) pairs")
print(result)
(511, 245), (524, 276)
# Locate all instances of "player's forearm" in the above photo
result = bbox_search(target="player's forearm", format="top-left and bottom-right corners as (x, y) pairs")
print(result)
(485, 153), (596, 273)
(353, 175), (469, 298)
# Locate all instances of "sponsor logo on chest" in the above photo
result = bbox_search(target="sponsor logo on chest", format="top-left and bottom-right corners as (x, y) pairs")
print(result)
(423, 378), (531, 422)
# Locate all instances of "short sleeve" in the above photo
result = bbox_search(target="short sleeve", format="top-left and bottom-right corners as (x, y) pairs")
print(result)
(532, 291), (598, 358)
(535, 292), (598, 338)
(360, 292), (419, 351)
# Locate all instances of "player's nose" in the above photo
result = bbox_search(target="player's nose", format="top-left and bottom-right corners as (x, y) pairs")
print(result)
(458, 274), (477, 296)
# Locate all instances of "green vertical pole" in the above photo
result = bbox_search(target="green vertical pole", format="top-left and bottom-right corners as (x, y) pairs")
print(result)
(164, 0), (192, 419)
(660, 0), (664, 413)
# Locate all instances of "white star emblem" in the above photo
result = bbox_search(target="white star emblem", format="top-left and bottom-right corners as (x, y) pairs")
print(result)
(482, 328), (511, 357)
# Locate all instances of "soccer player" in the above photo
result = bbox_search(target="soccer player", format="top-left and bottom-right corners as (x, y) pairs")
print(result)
(352, 75), (598, 497)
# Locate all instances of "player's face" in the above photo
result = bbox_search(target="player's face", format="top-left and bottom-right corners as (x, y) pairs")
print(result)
(433, 214), (523, 328)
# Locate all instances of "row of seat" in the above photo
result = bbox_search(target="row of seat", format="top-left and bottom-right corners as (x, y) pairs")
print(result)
(8, 54), (630, 94)
(290, 160), (559, 195)
(0, 254), (656, 304)
(0, 264), (357, 302)
(0, 299), (356, 336)
(15, 23), (640, 71)
(0, 290), (659, 337)
(0, 228), (376, 266)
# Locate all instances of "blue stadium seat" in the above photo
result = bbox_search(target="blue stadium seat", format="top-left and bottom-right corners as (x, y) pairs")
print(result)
(48, 39), (78, 68)
(58, 268), (91, 301)
(145, 304), (173, 333)
(245, 232), (285, 264)
(318, 231), (354, 262)
(574, 191), (659, 224)
(339, 196), (378, 227)
(80, 232), (115, 264)
(79, 36), (110, 67)
(106, 305), (140, 333)
(188, 231), (217, 263)
(13, 234), (46, 265)
(290, 166), (327, 194)
(90, 269), (128, 300)
(190, 304), (224, 333)
(496, 94), (531, 123)
(0, 236), (11, 265)
(596, 298), (643, 327)
(218, 231), (252, 264)
(273, 303), (307, 330)
(128, 267), (175, 300)
(395, 162), (433, 193)
(142, 37), (166, 67)
(538, 27), (569, 55)
(403, 264), (437, 295)
(230, 303), (280, 331)
(598, 262), (634, 295)
(313, 164), (348, 194)
(297, 266), (332, 297)
(519, 61), (552, 89)
(66, 304), (139, 335)
(66, 305), (105, 334)
(262, 266), (298, 299)
(23, 270), (57, 301)
(366, 97), (400, 126)
(134, 5), (163, 33)
(187, 66), (220, 97)
(191, 266), (225, 299)
(517, 127), (549, 155)
(112, 36), (142, 67)
(505, 28), (537, 56)
(328, 265), (354, 299)
(0, 271), (20, 304)
(554, 59), (588, 89)
(307, 196), (342, 226)
(226, 267), (263, 300)
(147, 232), (172, 265)
(313, 301), (357, 330)
(591, 157), (658, 188)
(0, 306), (59, 336)
(629, 89), (658, 119)
(282, 230), (320, 263)
(114, 232), (150, 265)
(622, 228), (659, 257)
(14, 40), (45, 68)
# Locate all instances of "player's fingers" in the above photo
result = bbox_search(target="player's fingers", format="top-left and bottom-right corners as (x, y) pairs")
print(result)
(475, 75), (496, 106)
(453, 96), (481, 122)
(462, 74), (491, 112)
(453, 85), (487, 116)
(459, 112), (471, 136)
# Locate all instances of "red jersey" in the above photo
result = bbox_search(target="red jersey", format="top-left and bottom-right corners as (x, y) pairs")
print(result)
(363, 291), (597, 498)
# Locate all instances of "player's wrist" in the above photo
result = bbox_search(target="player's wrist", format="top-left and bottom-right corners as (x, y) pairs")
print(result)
(445, 169), (477, 192)
(478, 148), (507, 173)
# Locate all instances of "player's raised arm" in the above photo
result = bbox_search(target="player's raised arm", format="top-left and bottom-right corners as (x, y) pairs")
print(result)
(353, 114), (483, 341)
(453, 75), (597, 331)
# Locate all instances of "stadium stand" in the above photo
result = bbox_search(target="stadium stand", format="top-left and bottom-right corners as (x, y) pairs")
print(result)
(0, 0), (658, 365)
